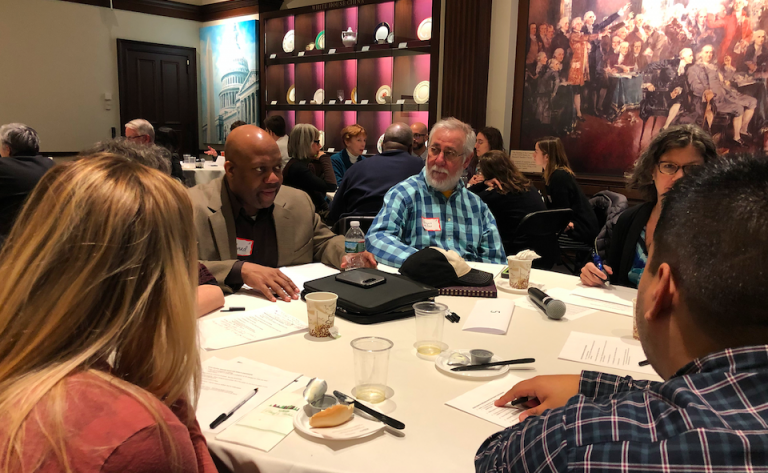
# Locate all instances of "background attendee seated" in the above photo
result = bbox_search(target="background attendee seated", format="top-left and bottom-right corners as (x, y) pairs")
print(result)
(124, 118), (155, 145)
(264, 114), (290, 166)
(154, 126), (185, 182)
(0, 123), (54, 246)
(468, 126), (506, 185)
(284, 124), (337, 219)
(411, 122), (429, 161)
(582, 125), (717, 287)
(330, 124), (367, 184)
(328, 122), (424, 225)
(476, 153), (768, 473)
(533, 136), (599, 245)
(468, 150), (553, 266)
(0, 156), (216, 472)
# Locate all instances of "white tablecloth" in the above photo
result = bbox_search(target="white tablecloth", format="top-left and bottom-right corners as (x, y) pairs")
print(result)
(182, 163), (225, 187)
(202, 264), (657, 473)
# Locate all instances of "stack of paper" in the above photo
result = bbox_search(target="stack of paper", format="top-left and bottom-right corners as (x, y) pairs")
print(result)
(198, 306), (308, 350)
(564, 285), (636, 317)
(446, 375), (527, 427)
(196, 357), (301, 434)
(558, 331), (656, 375)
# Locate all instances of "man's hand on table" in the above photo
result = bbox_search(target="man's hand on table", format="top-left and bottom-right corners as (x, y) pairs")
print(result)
(241, 262), (299, 302)
(495, 375), (581, 421)
(340, 251), (378, 270)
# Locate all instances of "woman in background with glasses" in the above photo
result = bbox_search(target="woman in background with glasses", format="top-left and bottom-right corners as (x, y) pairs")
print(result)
(580, 125), (718, 288)
(283, 123), (337, 219)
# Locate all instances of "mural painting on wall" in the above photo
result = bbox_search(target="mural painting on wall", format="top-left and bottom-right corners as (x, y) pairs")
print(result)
(518, 0), (768, 175)
(200, 19), (259, 145)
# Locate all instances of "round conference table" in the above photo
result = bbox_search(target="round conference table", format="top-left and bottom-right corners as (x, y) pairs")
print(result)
(182, 162), (226, 187)
(202, 263), (658, 473)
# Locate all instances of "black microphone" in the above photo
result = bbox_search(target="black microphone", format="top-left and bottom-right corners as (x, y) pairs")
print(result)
(528, 287), (566, 320)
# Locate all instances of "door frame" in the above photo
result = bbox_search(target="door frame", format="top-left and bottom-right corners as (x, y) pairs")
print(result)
(117, 39), (200, 154)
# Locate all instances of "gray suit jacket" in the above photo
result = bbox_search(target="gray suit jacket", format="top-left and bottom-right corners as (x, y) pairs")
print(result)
(188, 177), (345, 293)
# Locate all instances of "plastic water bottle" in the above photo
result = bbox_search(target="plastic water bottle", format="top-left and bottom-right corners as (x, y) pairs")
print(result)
(344, 221), (366, 270)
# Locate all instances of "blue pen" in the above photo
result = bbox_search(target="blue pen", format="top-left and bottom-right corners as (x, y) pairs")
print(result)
(591, 250), (610, 285)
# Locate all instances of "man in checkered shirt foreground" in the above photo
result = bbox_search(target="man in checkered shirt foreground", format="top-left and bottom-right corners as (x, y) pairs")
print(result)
(365, 118), (506, 268)
(476, 154), (768, 472)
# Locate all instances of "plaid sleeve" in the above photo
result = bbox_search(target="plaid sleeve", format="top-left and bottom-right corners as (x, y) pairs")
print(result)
(477, 204), (507, 264)
(475, 407), (569, 473)
(578, 370), (657, 400)
(365, 186), (417, 268)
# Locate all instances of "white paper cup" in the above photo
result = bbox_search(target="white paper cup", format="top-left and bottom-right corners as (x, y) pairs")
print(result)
(305, 292), (337, 337)
(507, 256), (533, 290)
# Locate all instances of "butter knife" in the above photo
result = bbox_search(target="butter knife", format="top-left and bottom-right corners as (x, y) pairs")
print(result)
(332, 390), (405, 430)
(451, 357), (535, 372)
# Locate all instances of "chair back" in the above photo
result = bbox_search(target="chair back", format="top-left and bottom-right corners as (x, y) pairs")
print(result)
(333, 216), (376, 235)
(512, 209), (573, 239)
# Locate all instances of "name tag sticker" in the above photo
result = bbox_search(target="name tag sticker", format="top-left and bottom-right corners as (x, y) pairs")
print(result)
(236, 238), (254, 256)
(422, 217), (441, 232)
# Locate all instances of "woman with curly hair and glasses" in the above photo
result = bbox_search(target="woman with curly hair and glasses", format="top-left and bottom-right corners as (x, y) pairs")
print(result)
(581, 125), (718, 288)
(0, 155), (216, 472)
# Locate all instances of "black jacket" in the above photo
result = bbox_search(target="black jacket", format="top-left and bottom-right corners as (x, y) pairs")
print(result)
(606, 202), (654, 287)
(283, 158), (336, 213)
(0, 155), (55, 244)
(545, 169), (599, 245)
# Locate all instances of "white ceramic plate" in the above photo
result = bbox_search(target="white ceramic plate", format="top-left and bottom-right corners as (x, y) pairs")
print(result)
(351, 87), (358, 104)
(374, 22), (390, 43)
(435, 349), (510, 379)
(313, 88), (324, 105)
(316, 30), (325, 50)
(413, 80), (430, 104)
(417, 17), (432, 41)
(283, 30), (295, 53)
(318, 131), (325, 148)
(377, 134), (385, 153)
(387, 32), (395, 44)
(287, 85), (296, 104)
(494, 277), (544, 295)
(293, 406), (385, 440)
(376, 85), (392, 104)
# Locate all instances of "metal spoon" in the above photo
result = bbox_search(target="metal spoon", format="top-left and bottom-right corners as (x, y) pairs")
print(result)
(302, 377), (328, 404)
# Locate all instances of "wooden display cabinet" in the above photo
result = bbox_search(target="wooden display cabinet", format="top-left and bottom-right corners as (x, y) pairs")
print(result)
(259, 0), (441, 155)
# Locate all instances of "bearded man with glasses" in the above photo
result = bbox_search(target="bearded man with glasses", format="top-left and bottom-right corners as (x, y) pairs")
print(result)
(365, 117), (506, 268)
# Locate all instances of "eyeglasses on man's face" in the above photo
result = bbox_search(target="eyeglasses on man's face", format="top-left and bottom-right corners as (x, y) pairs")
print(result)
(428, 145), (462, 161)
(657, 161), (702, 176)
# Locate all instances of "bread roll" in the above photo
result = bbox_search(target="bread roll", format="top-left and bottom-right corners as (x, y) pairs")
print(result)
(309, 403), (354, 428)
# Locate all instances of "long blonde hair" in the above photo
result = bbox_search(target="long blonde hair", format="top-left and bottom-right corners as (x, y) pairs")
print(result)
(0, 155), (200, 471)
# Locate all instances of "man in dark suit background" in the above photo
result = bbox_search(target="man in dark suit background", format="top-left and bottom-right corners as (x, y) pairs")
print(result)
(0, 123), (54, 246)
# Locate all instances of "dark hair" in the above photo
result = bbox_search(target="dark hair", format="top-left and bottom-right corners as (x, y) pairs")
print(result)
(478, 127), (505, 154)
(230, 120), (247, 132)
(535, 136), (573, 184)
(628, 125), (717, 201)
(382, 122), (413, 150)
(263, 115), (287, 137)
(80, 138), (171, 176)
(155, 127), (179, 154)
(478, 150), (531, 194)
(648, 153), (768, 342)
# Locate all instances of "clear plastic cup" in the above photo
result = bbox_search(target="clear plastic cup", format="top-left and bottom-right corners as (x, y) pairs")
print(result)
(413, 302), (447, 356)
(507, 256), (533, 290)
(351, 337), (393, 403)
(305, 292), (337, 338)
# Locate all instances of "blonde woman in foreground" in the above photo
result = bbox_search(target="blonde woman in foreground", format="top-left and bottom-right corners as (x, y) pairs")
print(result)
(0, 155), (216, 472)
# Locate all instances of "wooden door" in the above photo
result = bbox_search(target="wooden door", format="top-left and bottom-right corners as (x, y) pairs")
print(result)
(117, 39), (199, 155)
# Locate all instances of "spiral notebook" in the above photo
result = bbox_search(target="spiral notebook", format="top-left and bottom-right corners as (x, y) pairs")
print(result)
(438, 281), (497, 298)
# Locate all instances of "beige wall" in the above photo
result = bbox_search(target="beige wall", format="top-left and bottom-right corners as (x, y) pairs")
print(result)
(0, 0), (201, 153)
(486, 0), (520, 149)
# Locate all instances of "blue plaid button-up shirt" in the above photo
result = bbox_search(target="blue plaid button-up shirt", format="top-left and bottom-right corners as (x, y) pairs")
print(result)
(365, 169), (506, 268)
(476, 345), (768, 472)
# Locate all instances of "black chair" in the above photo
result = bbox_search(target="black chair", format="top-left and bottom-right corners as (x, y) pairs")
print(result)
(558, 234), (594, 274)
(508, 209), (572, 270)
(332, 216), (376, 235)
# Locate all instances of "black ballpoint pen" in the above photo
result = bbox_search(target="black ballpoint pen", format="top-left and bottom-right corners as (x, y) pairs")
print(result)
(209, 388), (258, 429)
(221, 307), (246, 312)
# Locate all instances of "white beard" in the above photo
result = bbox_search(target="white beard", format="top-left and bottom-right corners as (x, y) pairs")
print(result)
(425, 164), (463, 192)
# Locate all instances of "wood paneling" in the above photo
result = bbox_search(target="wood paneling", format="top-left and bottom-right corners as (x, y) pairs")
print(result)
(59, 0), (282, 21)
(439, 0), (492, 128)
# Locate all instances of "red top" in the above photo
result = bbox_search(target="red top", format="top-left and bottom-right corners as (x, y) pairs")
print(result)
(10, 372), (217, 473)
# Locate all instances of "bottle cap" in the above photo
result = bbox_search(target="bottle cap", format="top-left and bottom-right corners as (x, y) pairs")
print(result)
(351, 221), (360, 227)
